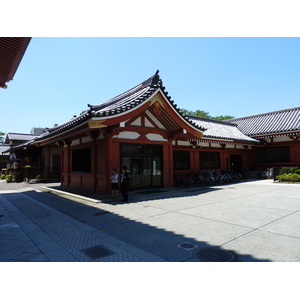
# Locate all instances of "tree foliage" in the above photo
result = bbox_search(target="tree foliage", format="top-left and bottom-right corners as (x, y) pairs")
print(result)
(180, 109), (234, 121)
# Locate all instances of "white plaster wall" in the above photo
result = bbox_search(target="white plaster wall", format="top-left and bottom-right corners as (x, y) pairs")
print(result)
(146, 133), (167, 141)
(113, 131), (140, 139)
(81, 136), (93, 144)
(274, 136), (290, 142)
(71, 139), (80, 146)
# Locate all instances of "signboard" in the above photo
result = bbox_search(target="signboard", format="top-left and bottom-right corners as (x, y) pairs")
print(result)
(88, 120), (107, 129)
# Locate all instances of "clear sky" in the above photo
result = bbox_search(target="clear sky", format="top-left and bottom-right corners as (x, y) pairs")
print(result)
(0, 0), (300, 133)
(2, 37), (299, 135)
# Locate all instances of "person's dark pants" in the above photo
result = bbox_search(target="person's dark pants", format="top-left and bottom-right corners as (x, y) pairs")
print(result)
(121, 182), (129, 202)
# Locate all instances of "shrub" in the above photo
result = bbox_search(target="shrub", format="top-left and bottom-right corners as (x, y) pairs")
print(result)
(0, 174), (5, 180)
(277, 173), (300, 183)
(5, 174), (12, 182)
(280, 167), (300, 175)
(291, 173), (300, 182)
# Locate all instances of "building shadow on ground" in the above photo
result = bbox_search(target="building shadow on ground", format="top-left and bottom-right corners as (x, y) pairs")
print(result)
(2, 187), (271, 262)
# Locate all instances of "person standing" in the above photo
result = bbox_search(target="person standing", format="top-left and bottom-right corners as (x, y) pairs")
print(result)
(120, 165), (131, 202)
(110, 168), (119, 199)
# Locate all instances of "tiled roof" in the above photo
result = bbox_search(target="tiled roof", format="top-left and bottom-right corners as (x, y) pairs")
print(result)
(188, 116), (258, 143)
(226, 106), (300, 137)
(0, 37), (31, 88)
(6, 133), (40, 141)
(88, 74), (156, 116)
(39, 71), (206, 139)
(0, 144), (10, 156)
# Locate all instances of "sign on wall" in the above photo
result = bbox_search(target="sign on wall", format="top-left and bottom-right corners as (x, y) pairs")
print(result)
(88, 120), (107, 129)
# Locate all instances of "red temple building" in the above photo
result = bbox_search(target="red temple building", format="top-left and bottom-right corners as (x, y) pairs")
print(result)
(8, 71), (300, 193)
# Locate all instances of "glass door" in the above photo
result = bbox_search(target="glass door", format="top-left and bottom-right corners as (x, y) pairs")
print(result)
(121, 144), (163, 190)
(152, 156), (162, 188)
(142, 157), (152, 188)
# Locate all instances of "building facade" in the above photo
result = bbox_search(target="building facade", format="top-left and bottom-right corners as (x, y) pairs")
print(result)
(9, 71), (300, 193)
(2, 128), (59, 180)
(227, 107), (300, 170)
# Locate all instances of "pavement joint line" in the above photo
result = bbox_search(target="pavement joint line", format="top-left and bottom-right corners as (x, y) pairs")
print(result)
(257, 228), (300, 241)
(176, 209), (256, 230)
(219, 208), (300, 248)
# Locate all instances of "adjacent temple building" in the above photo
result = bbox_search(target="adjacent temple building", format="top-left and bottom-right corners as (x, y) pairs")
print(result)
(4, 71), (300, 193)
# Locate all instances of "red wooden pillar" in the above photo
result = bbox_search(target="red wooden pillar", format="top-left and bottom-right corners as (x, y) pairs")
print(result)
(294, 137), (300, 168)
(243, 145), (249, 180)
(63, 139), (71, 187)
(106, 136), (113, 193)
(163, 140), (173, 188)
(289, 136), (300, 167)
(193, 149), (200, 172)
(220, 144), (227, 170)
(297, 138), (300, 168)
(56, 141), (64, 185)
(90, 130), (100, 192)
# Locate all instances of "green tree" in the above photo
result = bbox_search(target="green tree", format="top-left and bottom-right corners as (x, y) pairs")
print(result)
(180, 109), (234, 121)
(180, 109), (195, 115)
(0, 131), (5, 143)
(194, 110), (212, 118)
(211, 115), (234, 121)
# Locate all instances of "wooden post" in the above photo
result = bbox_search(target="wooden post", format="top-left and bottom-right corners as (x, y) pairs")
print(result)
(90, 130), (100, 192)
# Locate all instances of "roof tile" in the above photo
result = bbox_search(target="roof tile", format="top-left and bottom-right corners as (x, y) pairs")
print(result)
(188, 116), (258, 143)
(227, 106), (300, 136)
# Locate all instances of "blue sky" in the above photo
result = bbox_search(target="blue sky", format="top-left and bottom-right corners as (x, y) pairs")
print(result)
(2, 37), (299, 135)
(1, 36), (300, 135)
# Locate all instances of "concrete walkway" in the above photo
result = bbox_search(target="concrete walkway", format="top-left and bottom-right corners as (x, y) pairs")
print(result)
(1, 179), (300, 262)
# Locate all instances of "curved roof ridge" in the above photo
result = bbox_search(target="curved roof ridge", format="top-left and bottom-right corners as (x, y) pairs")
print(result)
(37, 71), (163, 138)
(188, 115), (238, 127)
(227, 106), (300, 122)
(227, 106), (300, 136)
(88, 70), (160, 112)
(188, 115), (258, 143)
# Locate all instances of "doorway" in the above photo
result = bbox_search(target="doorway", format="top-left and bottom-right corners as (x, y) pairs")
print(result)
(230, 154), (242, 173)
(121, 143), (163, 190)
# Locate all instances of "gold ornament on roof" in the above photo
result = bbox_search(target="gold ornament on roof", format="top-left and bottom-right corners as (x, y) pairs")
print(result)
(149, 93), (165, 115)
(88, 120), (107, 129)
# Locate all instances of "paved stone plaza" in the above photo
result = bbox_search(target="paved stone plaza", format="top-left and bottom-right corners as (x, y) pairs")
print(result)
(1, 179), (300, 262)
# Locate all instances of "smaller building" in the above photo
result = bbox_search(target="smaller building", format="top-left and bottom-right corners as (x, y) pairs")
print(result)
(1, 128), (60, 181)
(5, 130), (47, 146)
(0, 144), (10, 172)
(227, 107), (300, 170)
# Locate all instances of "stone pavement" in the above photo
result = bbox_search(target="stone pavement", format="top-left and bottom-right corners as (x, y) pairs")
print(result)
(0, 181), (163, 262)
(1, 179), (300, 262)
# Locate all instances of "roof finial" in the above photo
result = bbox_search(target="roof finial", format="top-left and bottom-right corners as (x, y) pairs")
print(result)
(151, 70), (160, 87)
(87, 104), (94, 111)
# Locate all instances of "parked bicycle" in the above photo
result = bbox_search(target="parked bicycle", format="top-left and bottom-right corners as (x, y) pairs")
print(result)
(174, 169), (242, 188)
(173, 172), (193, 188)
